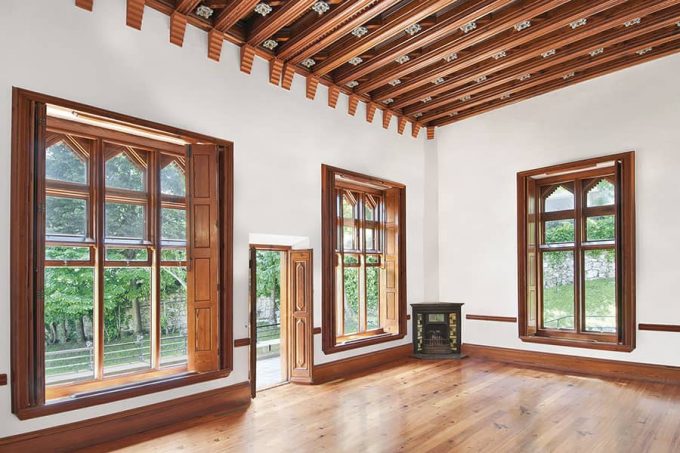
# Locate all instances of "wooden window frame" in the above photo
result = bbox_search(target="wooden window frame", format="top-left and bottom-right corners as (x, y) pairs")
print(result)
(10, 88), (234, 420)
(321, 165), (407, 354)
(517, 152), (636, 352)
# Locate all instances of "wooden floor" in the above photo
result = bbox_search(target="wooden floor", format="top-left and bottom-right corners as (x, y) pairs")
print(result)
(85, 358), (680, 452)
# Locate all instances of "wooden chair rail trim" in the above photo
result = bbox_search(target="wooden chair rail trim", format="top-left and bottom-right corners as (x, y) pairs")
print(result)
(462, 343), (680, 386)
(0, 374), (6, 386)
(313, 343), (411, 384)
(234, 338), (251, 347)
(0, 382), (251, 450)
(313, 327), (322, 335)
(466, 314), (518, 323)
(639, 323), (680, 333)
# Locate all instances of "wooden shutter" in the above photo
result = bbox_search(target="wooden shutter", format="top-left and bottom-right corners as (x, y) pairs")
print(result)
(288, 249), (313, 383)
(380, 188), (400, 334)
(187, 144), (220, 372)
(525, 178), (538, 335)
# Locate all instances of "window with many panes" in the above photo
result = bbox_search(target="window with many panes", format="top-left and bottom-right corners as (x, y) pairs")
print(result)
(11, 89), (232, 419)
(517, 152), (635, 351)
(322, 166), (406, 354)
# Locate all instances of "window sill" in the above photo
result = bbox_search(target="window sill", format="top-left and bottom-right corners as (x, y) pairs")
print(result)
(520, 335), (634, 352)
(15, 368), (232, 420)
(324, 331), (405, 354)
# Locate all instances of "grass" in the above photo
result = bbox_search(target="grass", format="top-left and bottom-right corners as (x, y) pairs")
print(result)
(544, 278), (615, 331)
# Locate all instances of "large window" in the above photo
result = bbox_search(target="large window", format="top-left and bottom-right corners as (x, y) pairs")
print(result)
(517, 152), (635, 351)
(11, 89), (233, 419)
(322, 165), (406, 353)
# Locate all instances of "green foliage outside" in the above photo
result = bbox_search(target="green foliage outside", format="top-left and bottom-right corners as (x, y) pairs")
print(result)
(343, 264), (379, 334)
(255, 251), (281, 342)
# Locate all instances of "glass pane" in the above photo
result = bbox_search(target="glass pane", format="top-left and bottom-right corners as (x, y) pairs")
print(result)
(584, 250), (617, 333)
(366, 267), (379, 330)
(44, 267), (95, 385)
(161, 161), (186, 197)
(544, 219), (574, 244)
(366, 255), (380, 265)
(45, 246), (90, 261)
(105, 152), (146, 191)
(160, 267), (188, 366)
(542, 251), (574, 330)
(343, 254), (359, 265)
(343, 226), (355, 250)
(161, 249), (187, 262)
(544, 185), (574, 212)
(161, 208), (186, 241)
(105, 202), (145, 241)
(365, 203), (375, 221)
(587, 179), (615, 207)
(46, 196), (87, 239)
(342, 195), (354, 219)
(343, 267), (359, 335)
(106, 248), (148, 261)
(103, 268), (152, 376)
(366, 228), (375, 250)
(587, 215), (615, 241)
(46, 141), (87, 184)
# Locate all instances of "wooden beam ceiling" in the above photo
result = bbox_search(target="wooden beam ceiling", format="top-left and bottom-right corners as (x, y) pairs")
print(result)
(75, 0), (680, 138)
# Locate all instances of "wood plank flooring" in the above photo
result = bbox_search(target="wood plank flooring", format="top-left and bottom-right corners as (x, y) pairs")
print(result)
(84, 358), (680, 452)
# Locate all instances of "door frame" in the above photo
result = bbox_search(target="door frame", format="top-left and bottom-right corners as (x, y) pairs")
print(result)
(249, 244), (291, 397)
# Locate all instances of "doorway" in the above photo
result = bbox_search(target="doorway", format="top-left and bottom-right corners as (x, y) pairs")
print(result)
(249, 244), (313, 397)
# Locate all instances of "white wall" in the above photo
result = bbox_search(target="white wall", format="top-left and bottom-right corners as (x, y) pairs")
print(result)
(0, 0), (431, 437)
(437, 53), (680, 367)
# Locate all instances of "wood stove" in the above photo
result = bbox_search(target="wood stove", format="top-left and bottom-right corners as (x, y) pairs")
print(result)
(411, 303), (465, 359)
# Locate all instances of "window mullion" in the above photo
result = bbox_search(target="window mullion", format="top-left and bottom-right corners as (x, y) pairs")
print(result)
(574, 179), (584, 334)
(94, 137), (105, 380)
(151, 151), (161, 370)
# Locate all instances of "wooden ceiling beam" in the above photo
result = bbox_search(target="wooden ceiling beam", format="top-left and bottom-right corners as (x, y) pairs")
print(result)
(328, 86), (340, 108)
(334, 0), (513, 86)
(126, 0), (146, 30)
(366, 102), (378, 123)
(213, 0), (261, 32)
(75, 0), (93, 11)
(382, 109), (393, 129)
(348, 95), (360, 116)
(388, 0), (676, 109)
(281, 64), (297, 90)
(306, 75), (320, 100)
(426, 33), (680, 125)
(406, 7), (680, 116)
(431, 40), (680, 127)
(286, 0), (403, 65)
(411, 122), (421, 138)
(170, 11), (188, 46)
(240, 44), (256, 73)
(248, 0), (318, 47)
(270, 58), (284, 85)
(355, 0), (577, 95)
(426, 126), (435, 140)
(397, 116), (407, 134)
(277, 0), (376, 61)
(312, 0), (455, 77)
(209, 29), (225, 61)
(175, 0), (202, 15)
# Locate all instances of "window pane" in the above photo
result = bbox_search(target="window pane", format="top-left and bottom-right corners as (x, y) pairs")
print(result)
(45, 246), (90, 261)
(161, 249), (187, 262)
(161, 208), (186, 242)
(343, 267), (359, 335)
(366, 267), (379, 330)
(366, 228), (375, 250)
(366, 255), (380, 265)
(160, 267), (187, 366)
(103, 268), (152, 376)
(46, 141), (87, 184)
(542, 251), (574, 330)
(106, 247), (148, 261)
(544, 219), (574, 244)
(105, 202), (145, 241)
(587, 215), (615, 241)
(343, 226), (356, 250)
(584, 250), (617, 333)
(44, 267), (95, 385)
(105, 152), (146, 191)
(343, 254), (359, 265)
(365, 203), (375, 221)
(46, 196), (87, 239)
(544, 185), (574, 212)
(342, 195), (355, 219)
(587, 179), (615, 207)
(161, 161), (186, 197)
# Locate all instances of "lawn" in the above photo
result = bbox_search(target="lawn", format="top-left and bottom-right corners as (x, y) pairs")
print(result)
(543, 278), (616, 331)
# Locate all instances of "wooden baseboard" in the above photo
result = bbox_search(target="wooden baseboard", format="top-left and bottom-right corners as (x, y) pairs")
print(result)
(466, 314), (517, 323)
(313, 343), (412, 384)
(462, 343), (680, 385)
(0, 381), (251, 450)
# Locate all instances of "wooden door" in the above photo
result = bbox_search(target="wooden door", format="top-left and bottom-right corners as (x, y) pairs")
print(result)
(288, 250), (313, 383)
(249, 246), (257, 397)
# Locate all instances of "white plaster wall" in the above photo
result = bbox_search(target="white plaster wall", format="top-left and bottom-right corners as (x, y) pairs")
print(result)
(437, 53), (680, 367)
(0, 0), (430, 436)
